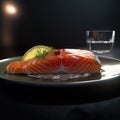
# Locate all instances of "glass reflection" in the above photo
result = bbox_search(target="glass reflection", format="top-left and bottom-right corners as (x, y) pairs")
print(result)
(102, 64), (120, 78)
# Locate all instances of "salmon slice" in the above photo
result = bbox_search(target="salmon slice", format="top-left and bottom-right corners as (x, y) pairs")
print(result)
(24, 53), (61, 74)
(6, 49), (101, 74)
(61, 49), (101, 73)
(6, 61), (26, 74)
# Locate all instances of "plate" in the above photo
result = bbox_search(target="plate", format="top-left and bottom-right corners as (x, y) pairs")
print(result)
(0, 56), (120, 87)
(0, 56), (120, 104)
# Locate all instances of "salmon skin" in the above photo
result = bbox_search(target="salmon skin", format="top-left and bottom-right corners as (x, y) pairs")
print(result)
(6, 49), (101, 74)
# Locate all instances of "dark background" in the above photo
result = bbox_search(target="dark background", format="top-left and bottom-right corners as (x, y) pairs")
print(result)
(0, 0), (120, 57)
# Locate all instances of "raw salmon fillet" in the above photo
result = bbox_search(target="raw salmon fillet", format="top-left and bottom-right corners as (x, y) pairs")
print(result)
(6, 49), (101, 74)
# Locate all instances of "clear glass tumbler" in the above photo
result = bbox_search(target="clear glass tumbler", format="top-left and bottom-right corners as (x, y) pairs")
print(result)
(86, 30), (115, 54)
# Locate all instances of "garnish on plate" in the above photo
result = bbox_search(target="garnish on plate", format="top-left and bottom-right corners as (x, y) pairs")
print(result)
(35, 46), (55, 59)
(22, 45), (55, 61)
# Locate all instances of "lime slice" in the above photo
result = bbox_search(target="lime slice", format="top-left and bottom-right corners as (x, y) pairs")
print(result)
(22, 45), (51, 61)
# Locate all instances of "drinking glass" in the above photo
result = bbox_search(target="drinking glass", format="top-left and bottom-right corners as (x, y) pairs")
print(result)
(86, 30), (115, 54)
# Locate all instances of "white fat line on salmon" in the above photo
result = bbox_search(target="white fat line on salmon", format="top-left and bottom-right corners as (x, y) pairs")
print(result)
(94, 55), (101, 64)
(58, 49), (64, 73)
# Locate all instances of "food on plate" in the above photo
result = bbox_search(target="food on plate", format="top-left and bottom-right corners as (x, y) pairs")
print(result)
(6, 45), (101, 74)
(22, 45), (53, 61)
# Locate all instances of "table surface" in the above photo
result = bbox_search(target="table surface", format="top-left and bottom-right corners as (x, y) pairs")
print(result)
(0, 47), (120, 120)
